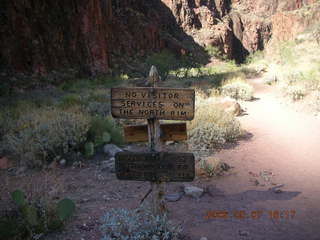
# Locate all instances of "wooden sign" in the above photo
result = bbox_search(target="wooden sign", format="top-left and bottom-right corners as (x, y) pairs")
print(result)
(111, 87), (195, 120)
(124, 122), (187, 143)
(115, 152), (195, 182)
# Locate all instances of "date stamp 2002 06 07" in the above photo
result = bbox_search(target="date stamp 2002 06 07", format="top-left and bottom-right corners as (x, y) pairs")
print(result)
(204, 210), (297, 220)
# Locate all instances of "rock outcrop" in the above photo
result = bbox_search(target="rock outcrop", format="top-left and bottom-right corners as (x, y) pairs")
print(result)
(0, 0), (190, 79)
(0, 0), (318, 84)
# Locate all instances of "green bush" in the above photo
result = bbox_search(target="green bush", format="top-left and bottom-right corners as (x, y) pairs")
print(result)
(87, 115), (123, 147)
(0, 189), (75, 240)
(100, 204), (182, 240)
(59, 94), (83, 109)
(146, 50), (189, 81)
(205, 45), (229, 60)
(221, 81), (254, 100)
(1, 108), (90, 167)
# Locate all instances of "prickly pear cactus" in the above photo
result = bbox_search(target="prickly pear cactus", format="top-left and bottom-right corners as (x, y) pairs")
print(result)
(57, 198), (75, 221)
(84, 142), (95, 157)
(11, 189), (26, 207)
(102, 131), (111, 144)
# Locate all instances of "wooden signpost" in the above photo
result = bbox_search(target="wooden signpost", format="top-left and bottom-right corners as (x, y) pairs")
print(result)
(111, 66), (195, 215)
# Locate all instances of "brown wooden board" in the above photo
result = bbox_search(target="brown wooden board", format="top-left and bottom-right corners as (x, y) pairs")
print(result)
(111, 87), (195, 120)
(115, 152), (195, 182)
(124, 123), (187, 143)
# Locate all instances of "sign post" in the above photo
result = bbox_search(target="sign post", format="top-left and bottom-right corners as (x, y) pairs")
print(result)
(111, 66), (195, 216)
(148, 66), (165, 215)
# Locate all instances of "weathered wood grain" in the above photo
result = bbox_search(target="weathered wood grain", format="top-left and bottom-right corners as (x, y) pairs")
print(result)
(124, 123), (187, 143)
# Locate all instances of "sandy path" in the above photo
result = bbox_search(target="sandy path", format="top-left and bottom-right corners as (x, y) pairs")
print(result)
(170, 78), (320, 240)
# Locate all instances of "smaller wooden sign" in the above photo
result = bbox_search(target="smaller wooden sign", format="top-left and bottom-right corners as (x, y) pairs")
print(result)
(111, 87), (195, 120)
(115, 152), (195, 182)
(124, 123), (187, 143)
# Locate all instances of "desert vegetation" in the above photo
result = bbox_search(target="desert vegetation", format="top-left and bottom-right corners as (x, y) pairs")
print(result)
(246, 15), (320, 111)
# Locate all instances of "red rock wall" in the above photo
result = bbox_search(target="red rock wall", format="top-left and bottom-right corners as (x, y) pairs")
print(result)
(0, 0), (112, 75)
(271, 2), (320, 42)
(0, 0), (318, 80)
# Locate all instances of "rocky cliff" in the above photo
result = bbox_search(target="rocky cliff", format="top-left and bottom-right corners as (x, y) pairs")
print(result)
(161, 0), (318, 62)
(0, 0), (194, 82)
(0, 0), (318, 86)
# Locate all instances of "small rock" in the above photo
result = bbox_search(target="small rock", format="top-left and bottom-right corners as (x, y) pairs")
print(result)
(103, 144), (122, 157)
(165, 141), (175, 145)
(220, 162), (231, 171)
(165, 192), (183, 202)
(47, 160), (57, 170)
(184, 186), (204, 199)
(0, 157), (11, 170)
(200, 237), (208, 240)
(59, 159), (66, 166)
(15, 166), (27, 176)
(205, 185), (225, 198)
(274, 189), (283, 194)
(101, 158), (115, 172)
(239, 230), (249, 237)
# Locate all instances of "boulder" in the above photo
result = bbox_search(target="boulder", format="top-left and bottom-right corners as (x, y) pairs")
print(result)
(217, 97), (244, 116)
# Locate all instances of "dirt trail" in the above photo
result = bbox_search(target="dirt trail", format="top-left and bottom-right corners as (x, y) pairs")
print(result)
(171, 78), (320, 240)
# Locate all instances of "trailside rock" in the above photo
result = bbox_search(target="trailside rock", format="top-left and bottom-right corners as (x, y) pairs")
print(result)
(103, 144), (122, 157)
(101, 157), (115, 173)
(184, 186), (204, 198)
(165, 192), (184, 202)
(217, 97), (244, 116)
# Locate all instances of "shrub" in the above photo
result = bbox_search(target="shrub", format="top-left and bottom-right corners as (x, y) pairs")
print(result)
(100, 205), (182, 240)
(59, 94), (83, 109)
(205, 45), (226, 60)
(87, 115), (123, 147)
(146, 50), (194, 81)
(188, 96), (243, 151)
(1, 107), (90, 167)
(188, 123), (226, 151)
(221, 80), (254, 101)
(286, 85), (307, 101)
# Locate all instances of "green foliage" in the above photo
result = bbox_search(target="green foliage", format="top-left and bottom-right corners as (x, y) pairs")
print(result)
(146, 50), (183, 81)
(22, 205), (38, 226)
(11, 190), (26, 207)
(245, 50), (265, 64)
(87, 115), (123, 147)
(0, 190), (76, 240)
(199, 158), (219, 177)
(1, 108), (90, 167)
(84, 141), (95, 157)
(57, 198), (76, 221)
(100, 204), (182, 240)
(59, 94), (83, 109)
(221, 80), (254, 101)
(278, 41), (296, 65)
(205, 45), (227, 60)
